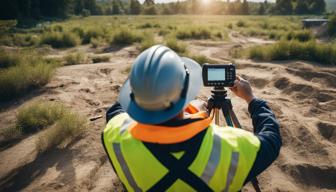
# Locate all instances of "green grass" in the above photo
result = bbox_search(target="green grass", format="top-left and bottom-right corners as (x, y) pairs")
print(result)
(40, 31), (80, 48)
(111, 29), (143, 46)
(0, 50), (21, 68)
(17, 102), (66, 133)
(36, 107), (87, 152)
(165, 37), (187, 54)
(249, 40), (336, 66)
(91, 54), (110, 63)
(176, 27), (212, 40)
(0, 101), (87, 152)
(286, 30), (314, 42)
(64, 52), (88, 65)
(0, 50), (55, 101)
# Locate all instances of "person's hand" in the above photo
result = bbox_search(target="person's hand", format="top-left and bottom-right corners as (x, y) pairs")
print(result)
(229, 76), (256, 104)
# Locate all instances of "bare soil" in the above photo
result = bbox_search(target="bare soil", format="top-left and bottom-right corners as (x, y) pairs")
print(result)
(0, 39), (336, 192)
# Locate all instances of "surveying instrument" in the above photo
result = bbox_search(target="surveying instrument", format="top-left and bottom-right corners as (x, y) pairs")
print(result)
(202, 64), (261, 192)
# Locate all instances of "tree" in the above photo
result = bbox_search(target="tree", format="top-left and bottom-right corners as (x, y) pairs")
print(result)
(309, 0), (326, 14)
(143, 5), (157, 14)
(112, 0), (121, 14)
(190, 0), (199, 14)
(295, 0), (308, 14)
(129, 0), (141, 14)
(144, 0), (155, 6)
(241, 0), (249, 15)
(275, 0), (293, 15)
(258, 2), (266, 15)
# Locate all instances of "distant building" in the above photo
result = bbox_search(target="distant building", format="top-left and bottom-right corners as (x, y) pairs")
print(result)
(302, 19), (329, 28)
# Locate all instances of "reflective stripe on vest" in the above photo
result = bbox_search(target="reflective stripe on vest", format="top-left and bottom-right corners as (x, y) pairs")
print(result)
(103, 107), (260, 192)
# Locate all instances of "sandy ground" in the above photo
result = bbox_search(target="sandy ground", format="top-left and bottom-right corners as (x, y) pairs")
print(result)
(0, 38), (336, 192)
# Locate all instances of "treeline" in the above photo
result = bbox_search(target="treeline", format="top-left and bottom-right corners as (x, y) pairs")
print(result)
(0, 0), (97, 20)
(0, 0), (327, 20)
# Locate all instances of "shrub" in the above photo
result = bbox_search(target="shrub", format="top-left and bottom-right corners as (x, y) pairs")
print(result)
(227, 23), (233, 29)
(40, 32), (80, 48)
(71, 27), (85, 38)
(90, 37), (105, 48)
(248, 40), (336, 66)
(137, 34), (156, 51)
(111, 29), (143, 46)
(236, 20), (247, 27)
(176, 27), (212, 40)
(329, 14), (336, 36)
(91, 54), (110, 63)
(64, 52), (88, 65)
(0, 50), (20, 68)
(286, 30), (314, 42)
(36, 109), (87, 152)
(0, 125), (22, 143)
(1, 101), (87, 152)
(165, 37), (186, 54)
(17, 102), (66, 134)
(137, 23), (161, 29)
(12, 34), (39, 46)
(82, 28), (107, 44)
(0, 51), (55, 101)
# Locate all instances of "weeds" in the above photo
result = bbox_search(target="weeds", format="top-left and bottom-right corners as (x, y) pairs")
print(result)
(286, 30), (314, 42)
(176, 27), (212, 40)
(17, 102), (66, 133)
(165, 37), (186, 54)
(40, 32), (80, 48)
(111, 29), (143, 46)
(0, 50), (21, 68)
(0, 101), (87, 152)
(36, 109), (87, 152)
(64, 52), (88, 65)
(91, 54), (110, 63)
(249, 40), (336, 65)
(0, 62), (54, 101)
(137, 33), (156, 51)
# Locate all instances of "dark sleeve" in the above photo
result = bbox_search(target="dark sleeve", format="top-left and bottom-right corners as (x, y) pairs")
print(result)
(244, 98), (282, 184)
(106, 101), (125, 123)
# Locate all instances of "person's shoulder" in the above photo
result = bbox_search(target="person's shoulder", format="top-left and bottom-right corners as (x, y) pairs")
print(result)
(105, 113), (129, 132)
(210, 124), (260, 149)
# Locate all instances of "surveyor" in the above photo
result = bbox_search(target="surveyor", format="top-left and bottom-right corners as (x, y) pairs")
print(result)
(102, 45), (282, 192)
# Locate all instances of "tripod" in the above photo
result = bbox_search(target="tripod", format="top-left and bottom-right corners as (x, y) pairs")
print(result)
(207, 86), (261, 192)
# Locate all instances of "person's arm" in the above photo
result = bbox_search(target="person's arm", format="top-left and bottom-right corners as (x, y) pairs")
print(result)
(229, 76), (282, 184)
(244, 98), (281, 183)
(106, 101), (125, 123)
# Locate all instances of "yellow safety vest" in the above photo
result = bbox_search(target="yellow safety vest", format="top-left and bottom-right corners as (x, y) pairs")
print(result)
(102, 111), (260, 192)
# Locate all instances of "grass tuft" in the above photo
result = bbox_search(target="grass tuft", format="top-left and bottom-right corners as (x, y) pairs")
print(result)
(40, 32), (80, 48)
(176, 27), (212, 40)
(249, 40), (336, 66)
(64, 52), (88, 65)
(0, 52), (55, 101)
(36, 109), (87, 152)
(17, 102), (66, 134)
(111, 29), (143, 46)
(91, 54), (110, 63)
(165, 37), (186, 54)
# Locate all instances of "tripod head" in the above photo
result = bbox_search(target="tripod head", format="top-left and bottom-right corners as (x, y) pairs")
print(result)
(207, 86), (232, 113)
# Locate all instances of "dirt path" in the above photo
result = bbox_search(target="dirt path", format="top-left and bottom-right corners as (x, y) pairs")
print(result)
(0, 43), (336, 192)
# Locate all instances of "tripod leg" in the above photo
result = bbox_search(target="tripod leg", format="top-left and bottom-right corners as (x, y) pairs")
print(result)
(229, 109), (242, 128)
(222, 107), (233, 127)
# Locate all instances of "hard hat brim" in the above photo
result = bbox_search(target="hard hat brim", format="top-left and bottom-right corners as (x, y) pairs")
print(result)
(118, 57), (202, 124)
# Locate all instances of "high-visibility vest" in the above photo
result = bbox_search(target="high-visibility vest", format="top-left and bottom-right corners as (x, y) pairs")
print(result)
(102, 106), (260, 192)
